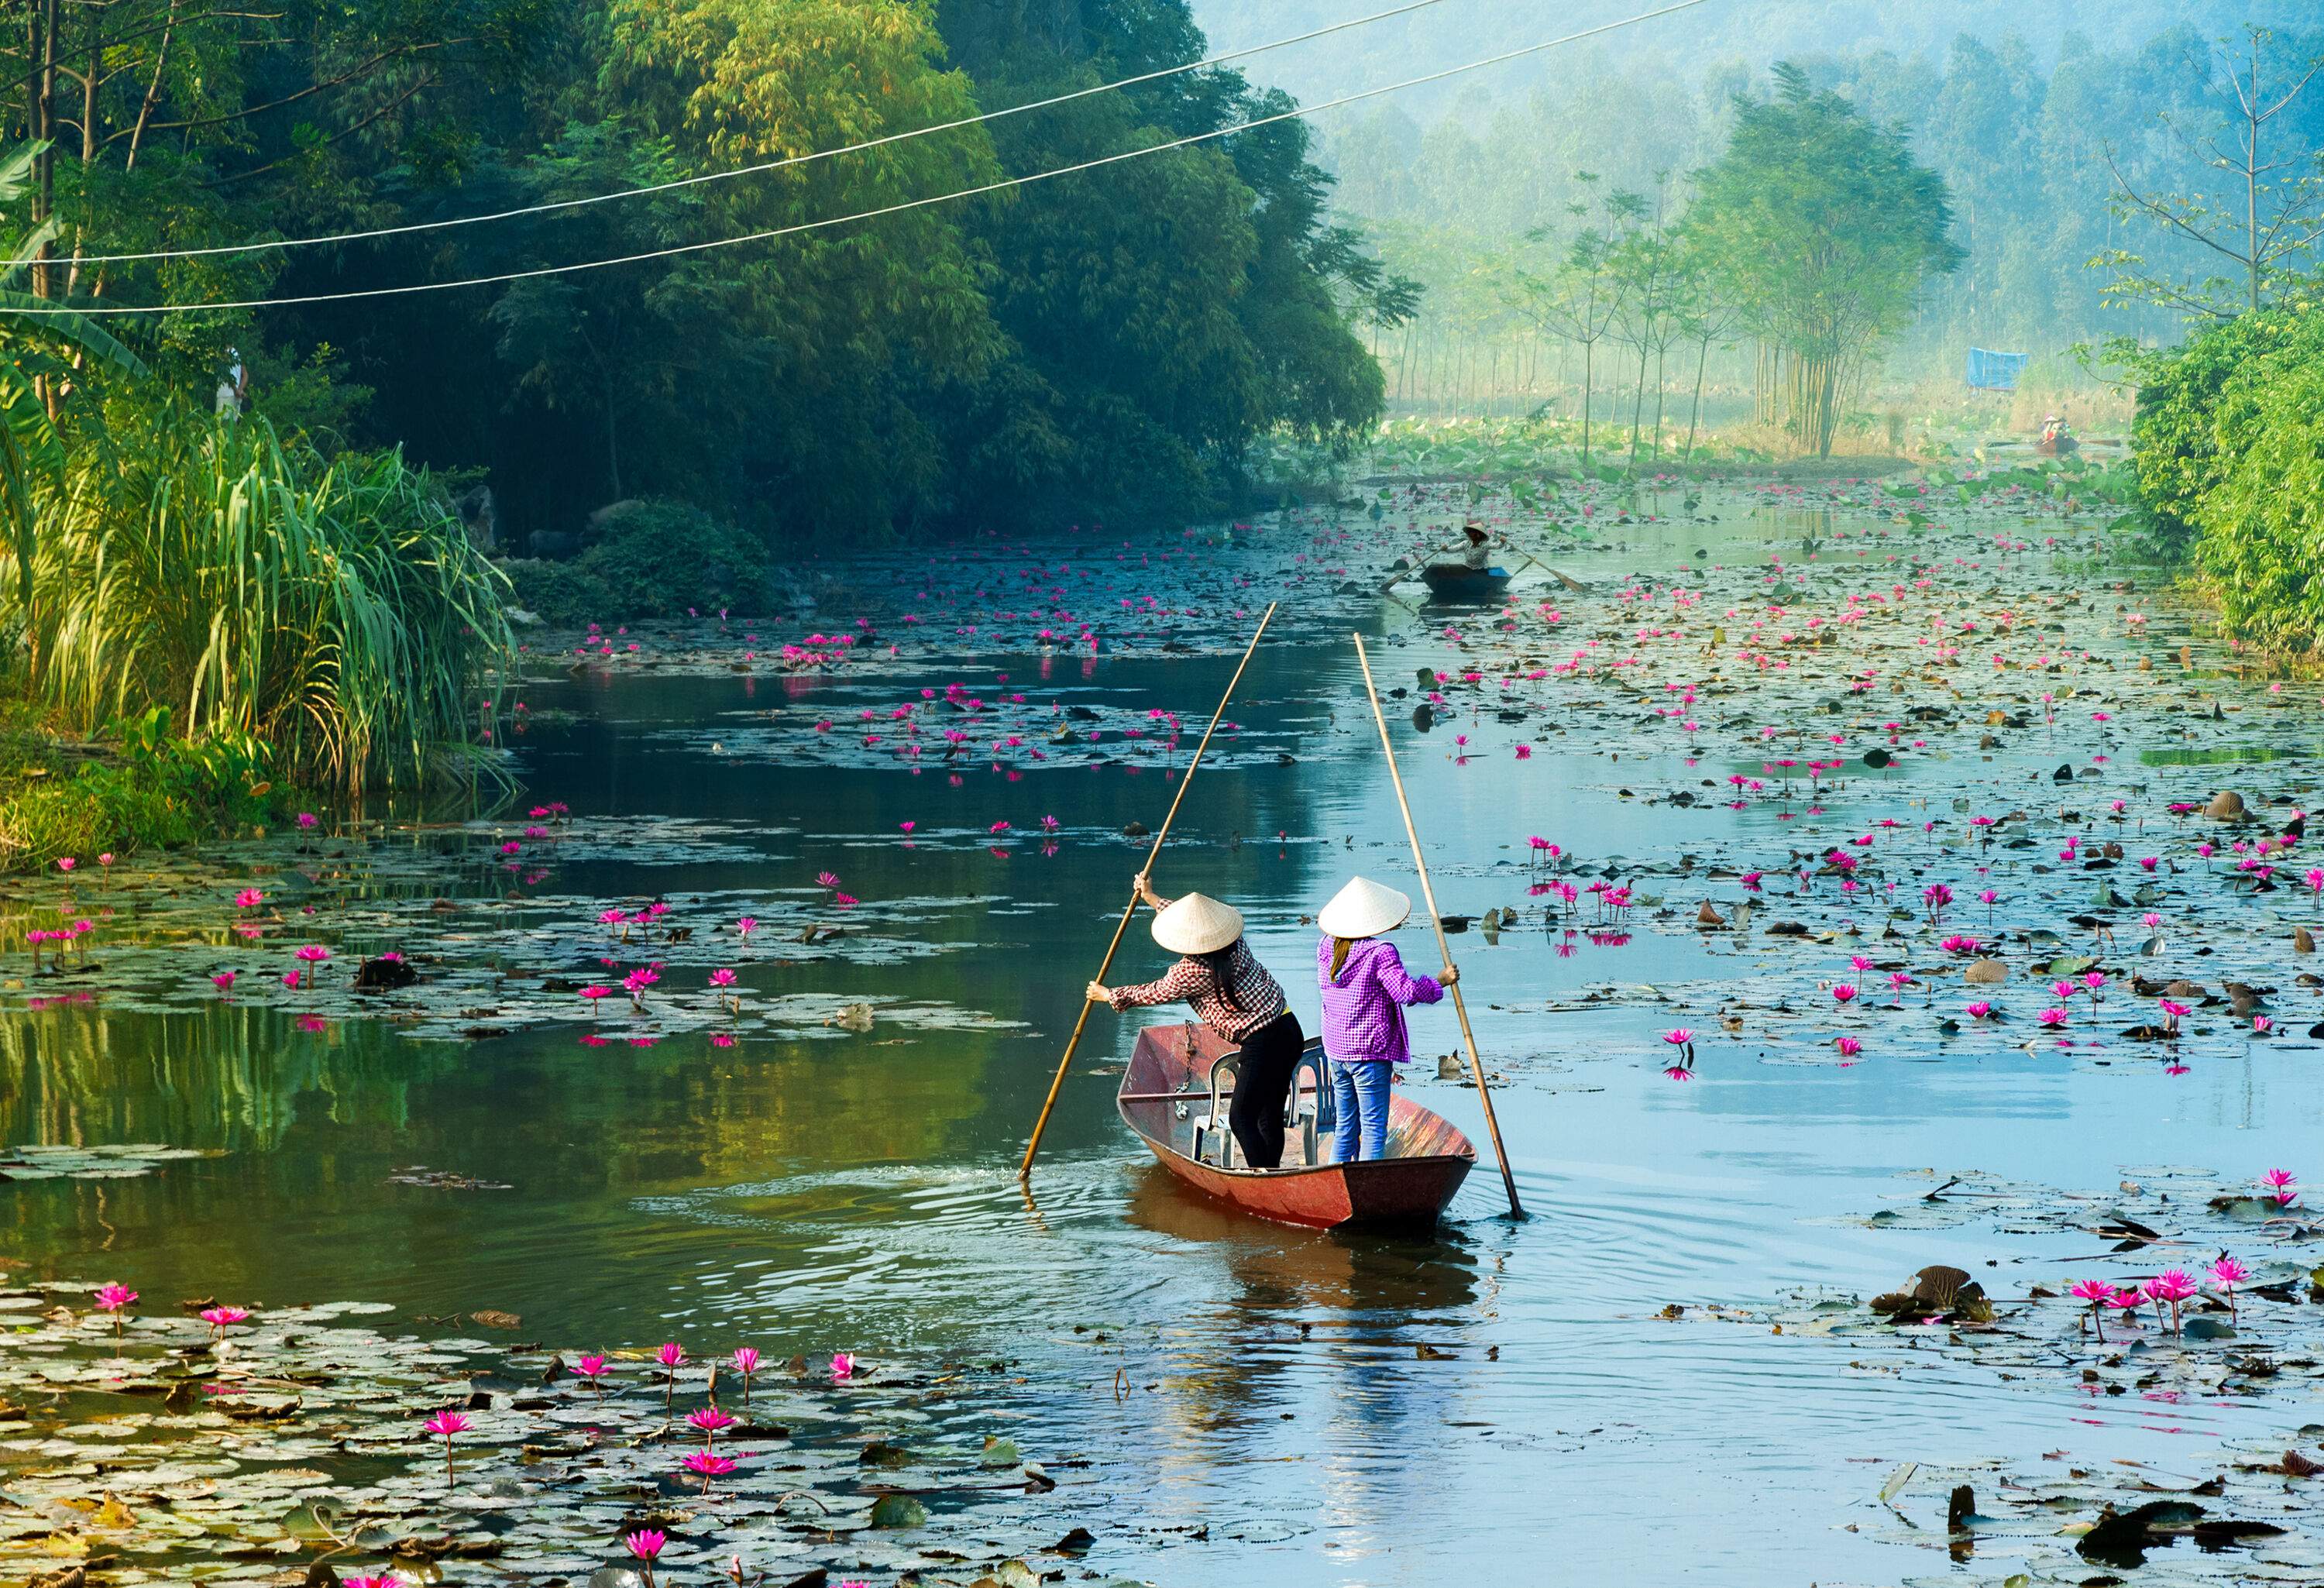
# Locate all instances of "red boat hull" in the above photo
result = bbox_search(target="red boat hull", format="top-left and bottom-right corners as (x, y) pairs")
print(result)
(1117, 1023), (1474, 1231)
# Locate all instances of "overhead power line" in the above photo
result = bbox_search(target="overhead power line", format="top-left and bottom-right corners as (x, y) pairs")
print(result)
(73, 0), (1457, 267)
(26, 0), (1716, 318)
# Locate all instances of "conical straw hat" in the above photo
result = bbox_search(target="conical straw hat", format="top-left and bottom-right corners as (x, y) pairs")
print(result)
(1151, 892), (1244, 955)
(1317, 876), (1412, 940)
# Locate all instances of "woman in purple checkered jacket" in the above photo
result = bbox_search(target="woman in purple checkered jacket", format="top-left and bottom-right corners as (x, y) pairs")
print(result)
(1315, 877), (1456, 1163)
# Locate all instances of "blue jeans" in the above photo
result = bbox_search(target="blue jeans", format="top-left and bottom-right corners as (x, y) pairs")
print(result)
(1329, 1060), (1392, 1163)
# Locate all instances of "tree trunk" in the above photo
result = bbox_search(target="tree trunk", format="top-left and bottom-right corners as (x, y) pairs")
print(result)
(1580, 338), (1594, 462)
(1652, 340), (1669, 462)
(1684, 335), (1710, 462)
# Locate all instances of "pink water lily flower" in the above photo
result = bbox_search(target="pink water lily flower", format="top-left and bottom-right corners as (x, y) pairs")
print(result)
(424, 1409), (469, 1483)
(831, 1351), (856, 1381)
(2209, 1256), (2248, 1318)
(625, 1528), (666, 1588)
(2147, 1269), (2199, 1334)
(93, 1282), (137, 1339)
(199, 1304), (249, 1338)
(682, 1449), (738, 1492)
(2070, 1277), (2116, 1339)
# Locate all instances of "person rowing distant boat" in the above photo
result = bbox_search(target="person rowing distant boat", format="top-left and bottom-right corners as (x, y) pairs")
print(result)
(1088, 877), (1306, 1170)
(1453, 521), (1496, 570)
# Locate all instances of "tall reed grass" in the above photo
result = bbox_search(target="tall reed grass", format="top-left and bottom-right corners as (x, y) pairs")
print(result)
(15, 412), (511, 794)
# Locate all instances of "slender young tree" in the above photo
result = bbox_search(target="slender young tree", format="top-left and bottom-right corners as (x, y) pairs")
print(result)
(1515, 174), (1638, 464)
(2093, 25), (2324, 318)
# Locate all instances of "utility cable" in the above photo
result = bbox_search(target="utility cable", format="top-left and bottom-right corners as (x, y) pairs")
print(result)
(22, 0), (1716, 316)
(71, 0), (1458, 266)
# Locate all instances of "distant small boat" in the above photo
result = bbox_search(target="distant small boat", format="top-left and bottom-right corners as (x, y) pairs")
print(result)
(1418, 563), (1512, 601)
(1116, 1022), (1474, 1230)
(2033, 431), (2078, 456)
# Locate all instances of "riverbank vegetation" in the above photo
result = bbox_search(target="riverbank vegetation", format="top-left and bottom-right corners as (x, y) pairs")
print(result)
(2126, 300), (2324, 658)
(0, 0), (1405, 859)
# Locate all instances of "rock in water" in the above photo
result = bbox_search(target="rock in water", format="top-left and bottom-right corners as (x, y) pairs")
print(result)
(2205, 789), (2247, 820)
(1963, 958), (2008, 985)
(353, 954), (418, 992)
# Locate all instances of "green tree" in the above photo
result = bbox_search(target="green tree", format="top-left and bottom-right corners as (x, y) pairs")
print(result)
(1690, 64), (1962, 456)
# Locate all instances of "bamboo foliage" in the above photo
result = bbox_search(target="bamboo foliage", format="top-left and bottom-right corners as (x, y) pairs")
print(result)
(16, 413), (513, 795)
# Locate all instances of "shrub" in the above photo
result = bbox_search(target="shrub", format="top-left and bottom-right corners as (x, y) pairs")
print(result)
(0, 727), (299, 871)
(504, 500), (782, 624)
(502, 559), (617, 627)
(2126, 311), (2297, 560)
(2189, 306), (2324, 656)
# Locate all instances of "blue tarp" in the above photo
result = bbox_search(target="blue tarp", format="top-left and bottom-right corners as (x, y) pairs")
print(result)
(1966, 348), (2029, 390)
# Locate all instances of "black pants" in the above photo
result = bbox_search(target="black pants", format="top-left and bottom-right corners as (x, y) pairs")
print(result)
(1227, 1011), (1305, 1170)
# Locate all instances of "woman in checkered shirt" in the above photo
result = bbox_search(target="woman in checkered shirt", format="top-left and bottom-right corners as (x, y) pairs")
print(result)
(1088, 875), (1305, 1170)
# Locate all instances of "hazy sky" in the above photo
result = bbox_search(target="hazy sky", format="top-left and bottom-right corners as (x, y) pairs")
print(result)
(1188, 0), (2302, 120)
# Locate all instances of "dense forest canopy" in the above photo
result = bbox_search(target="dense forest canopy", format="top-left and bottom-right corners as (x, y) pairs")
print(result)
(1, 0), (1391, 549)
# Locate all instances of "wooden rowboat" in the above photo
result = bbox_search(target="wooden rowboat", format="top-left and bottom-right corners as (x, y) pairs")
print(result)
(2033, 431), (2078, 456)
(1418, 563), (1512, 602)
(1116, 1022), (1474, 1230)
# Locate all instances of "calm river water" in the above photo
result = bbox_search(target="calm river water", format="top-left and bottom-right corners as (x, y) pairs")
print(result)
(6, 488), (2320, 1585)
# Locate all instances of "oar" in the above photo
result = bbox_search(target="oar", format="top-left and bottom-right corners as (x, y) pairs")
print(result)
(1379, 540), (1454, 593)
(1018, 602), (1278, 1184)
(1351, 631), (1525, 1219)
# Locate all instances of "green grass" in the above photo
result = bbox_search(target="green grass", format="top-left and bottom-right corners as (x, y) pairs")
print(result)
(22, 410), (514, 796)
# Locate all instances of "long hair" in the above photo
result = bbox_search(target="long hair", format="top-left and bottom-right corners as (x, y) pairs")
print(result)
(1329, 936), (1354, 978)
(1192, 940), (1244, 1012)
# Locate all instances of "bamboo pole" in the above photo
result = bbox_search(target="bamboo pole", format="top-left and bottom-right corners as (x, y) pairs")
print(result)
(1018, 603), (1278, 1183)
(1351, 633), (1525, 1218)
